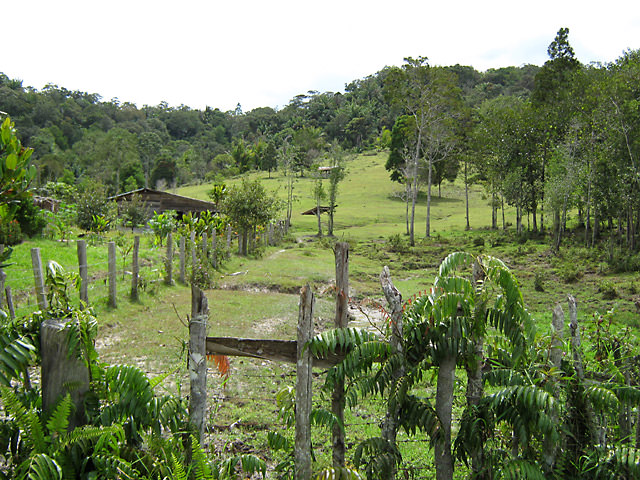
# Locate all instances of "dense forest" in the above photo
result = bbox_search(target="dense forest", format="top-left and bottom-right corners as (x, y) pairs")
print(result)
(1, 28), (639, 258)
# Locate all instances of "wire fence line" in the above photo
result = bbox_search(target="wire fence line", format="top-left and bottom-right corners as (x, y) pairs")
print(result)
(0, 235), (185, 319)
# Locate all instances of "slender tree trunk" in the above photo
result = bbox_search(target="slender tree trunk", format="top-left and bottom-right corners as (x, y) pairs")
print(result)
(405, 181), (410, 236)
(491, 192), (497, 230)
(332, 243), (349, 468)
(544, 304), (565, 474)
(435, 354), (456, 480)
(426, 158), (433, 238)
(501, 195), (506, 231)
(464, 160), (470, 231)
(466, 262), (486, 478)
(380, 267), (404, 479)
(409, 176), (417, 246)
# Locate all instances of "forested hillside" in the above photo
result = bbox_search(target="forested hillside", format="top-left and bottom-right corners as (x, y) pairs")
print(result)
(2, 28), (639, 258)
(1, 61), (536, 193)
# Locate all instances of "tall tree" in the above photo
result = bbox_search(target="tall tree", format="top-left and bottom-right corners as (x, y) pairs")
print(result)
(385, 57), (462, 243)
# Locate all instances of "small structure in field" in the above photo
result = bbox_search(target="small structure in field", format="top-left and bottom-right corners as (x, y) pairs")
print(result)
(109, 188), (217, 215)
(301, 206), (332, 216)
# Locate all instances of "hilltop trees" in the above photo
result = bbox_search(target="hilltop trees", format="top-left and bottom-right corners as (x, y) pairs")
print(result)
(385, 57), (463, 244)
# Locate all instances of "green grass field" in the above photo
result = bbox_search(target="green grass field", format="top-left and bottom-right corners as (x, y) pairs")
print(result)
(4, 150), (638, 478)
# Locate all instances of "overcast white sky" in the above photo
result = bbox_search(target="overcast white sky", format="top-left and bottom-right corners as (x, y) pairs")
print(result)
(4, 1), (640, 112)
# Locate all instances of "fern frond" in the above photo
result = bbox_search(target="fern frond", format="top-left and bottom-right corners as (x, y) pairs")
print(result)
(353, 437), (401, 480)
(310, 408), (343, 432)
(1, 385), (47, 454)
(484, 368), (526, 387)
(499, 458), (545, 480)
(585, 384), (620, 412)
(307, 328), (378, 359)
(19, 453), (62, 480)
(45, 394), (72, 438)
(170, 452), (188, 480)
(267, 431), (292, 452)
(438, 251), (475, 277)
(315, 466), (363, 479)
(92, 454), (139, 480)
(190, 435), (213, 480)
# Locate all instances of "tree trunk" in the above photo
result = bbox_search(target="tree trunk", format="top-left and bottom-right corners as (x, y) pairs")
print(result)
(543, 303), (565, 474)
(380, 266), (404, 479)
(435, 354), (456, 480)
(464, 161), (470, 231)
(466, 261), (485, 478)
(491, 192), (497, 230)
(409, 176), (417, 246)
(426, 158), (433, 238)
(332, 243), (349, 468)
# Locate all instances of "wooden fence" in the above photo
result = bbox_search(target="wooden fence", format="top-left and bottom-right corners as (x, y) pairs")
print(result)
(0, 220), (289, 317)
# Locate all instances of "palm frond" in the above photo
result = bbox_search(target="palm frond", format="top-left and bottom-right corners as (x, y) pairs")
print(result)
(0, 333), (36, 387)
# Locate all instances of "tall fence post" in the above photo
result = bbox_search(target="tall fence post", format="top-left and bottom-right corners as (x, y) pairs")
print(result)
(108, 241), (117, 308)
(295, 285), (314, 480)
(165, 232), (173, 286)
(77, 240), (88, 305)
(211, 228), (217, 269)
(189, 285), (209, 444)
(31, 248), (48, 311)
(5, 287), (15, 320)
(130, 236), (140, 300)
(332, 242), (349, 467)
(41, 318), (90, 430)
(179, 236), (186, 284)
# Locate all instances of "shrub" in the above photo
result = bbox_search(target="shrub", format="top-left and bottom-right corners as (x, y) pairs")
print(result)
(559, 264), (583, 283)
(534, 271), (545, 292)
(598, 279), (618, 300)
(472, 236), (485, 247)
(14, 196), (46, 238)
(387, 233), (408, 253)
(76, 183), (116, 231)
(0, 218), (22, 245)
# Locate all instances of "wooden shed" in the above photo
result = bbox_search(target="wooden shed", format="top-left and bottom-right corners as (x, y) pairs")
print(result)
(109, 188), (217, 215)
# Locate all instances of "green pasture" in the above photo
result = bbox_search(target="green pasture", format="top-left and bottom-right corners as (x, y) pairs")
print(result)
(2, 150), (638, 478)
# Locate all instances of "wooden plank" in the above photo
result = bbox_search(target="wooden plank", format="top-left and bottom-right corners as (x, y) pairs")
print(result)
(205, 337), (344, 368)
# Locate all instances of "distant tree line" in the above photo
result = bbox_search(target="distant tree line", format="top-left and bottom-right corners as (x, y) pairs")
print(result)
(1, 59), (537, 197)
(3, 27), (639, 259)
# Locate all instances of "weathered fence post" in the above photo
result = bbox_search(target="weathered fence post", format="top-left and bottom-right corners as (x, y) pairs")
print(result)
(31, 247), (48, 310)
(5, 287), (15, 320)
(77, 240), (88, 305)
(41, 318), (90, 429)
(332, 242), (349, 467)
(211, 228), (217, 269)
(189, 285), (209, 444)
(190, 231), (197, 269)
(130, 236), (140, 300)
(108, 242), (117, 308)
(165, 232), (173, 285)
(295, 285), (314, 480)
(179, 236), (186, 284)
